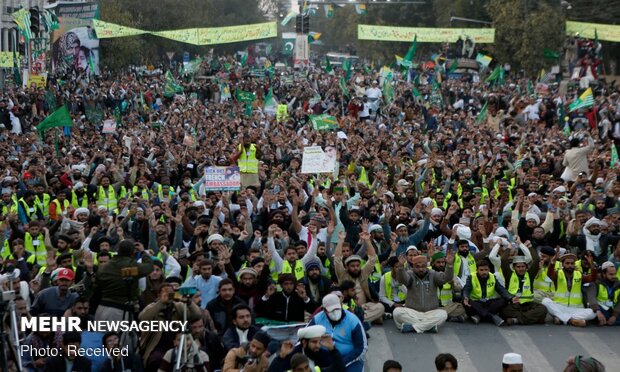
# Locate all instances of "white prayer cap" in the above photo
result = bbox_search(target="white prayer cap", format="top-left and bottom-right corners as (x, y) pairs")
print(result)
(502, 353), (523, 364)
(298, 325), (326, 340)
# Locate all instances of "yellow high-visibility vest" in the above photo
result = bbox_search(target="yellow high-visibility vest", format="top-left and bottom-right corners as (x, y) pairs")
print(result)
(470, 273), (498, 301)
(554, 270), (583, 308)
(238, 144), (258, 173)
(384, 271), (406, 302)
(507, 272), (534, 303)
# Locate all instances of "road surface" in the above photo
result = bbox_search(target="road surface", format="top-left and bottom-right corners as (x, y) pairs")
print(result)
(365, 320), (620, 371)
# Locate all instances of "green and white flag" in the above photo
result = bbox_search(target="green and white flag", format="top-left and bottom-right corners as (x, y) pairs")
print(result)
(569, 88), (594, 112)
(324, 56), (333, 74)
(324, 4), (334, 17)
(339, 77), (350, 98)
(36, 106), (73, 132)
(263, 87), (277, 115)
(475, 53), (492, 67)
(476, 101), (488, 124)
(612, 144), (619, 169)
(281, 11), (298, 26)
(342, 59), (352, 80)
(403, 35), (417, 65)
(12, 9), (32, 41)
(236, 89), (255, 102)
(41, 10), (59, 32)
(486, 66), (501, 83)
(383, 77), (394, 103)
(163, 71), (183, 97)
(310, 114), (338, 130)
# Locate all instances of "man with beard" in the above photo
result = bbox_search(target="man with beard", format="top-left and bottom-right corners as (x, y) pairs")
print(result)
(222, 330), (272, 372)
(587, 261), (620, 326)
(267, 224), (318, 281)
(70, 181), (90, 208)
(394, 204), (431, 257)
(431, 252), (466, 322)
(533, 245), (558, 302)
(229, 266), (268, 311)
(206, 278), (246, 334)
(30, 268), (79, 316)
(500, 255), (548, 325)
(223, 304), (260, 349)
(542, 253), (597, 327)
(302, 259), (331, 303)
(184, 258), (222, 308)
(334, 230), (385, 324)
(268, 325), (345, 371)
(393, 249), (455, 333)
(463, 259), (513, 326)
(569, 217), (620, 265)
(308, 294), (367, 372)
(61, 297), (93, 329)
(256, 273), (319, 322)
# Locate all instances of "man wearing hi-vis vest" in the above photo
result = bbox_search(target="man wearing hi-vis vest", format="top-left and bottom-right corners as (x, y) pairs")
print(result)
(500, 255), (548, 325)
(379, 256), (408, 315)
(267, 224), (319, 282)
(231, 134), (261, 189)
(463, 258), (514, 327)
(586, 261), (620, 326)
(23, 221), (49, 268)
(541, 252), (597, 327)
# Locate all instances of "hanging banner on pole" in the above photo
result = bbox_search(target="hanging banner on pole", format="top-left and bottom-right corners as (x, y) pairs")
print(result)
(92, 19), (147, 38)
(357, 24), (495, 43)
(50, 2), (100, 75)
(294, 34), (309, 67)
(565, 21), (620, 42)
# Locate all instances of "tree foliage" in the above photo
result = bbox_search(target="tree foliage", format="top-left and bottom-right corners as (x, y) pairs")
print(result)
(487, 0), (564, 76)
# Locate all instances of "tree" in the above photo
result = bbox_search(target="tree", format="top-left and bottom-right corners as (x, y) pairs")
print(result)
(487, 0), (564, 76)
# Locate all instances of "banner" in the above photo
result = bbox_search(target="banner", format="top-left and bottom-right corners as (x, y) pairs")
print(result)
(27, 74), (47, 89)
(92, 19), (147, 38)
(310, 114), (338, 130)
(51, 2), (100, 75)
(91, 20), (277, 45)
(358, 24), (495, 43)
(566, 21), (620, 43)
(301, 146), (337, 174)
(204, 166), (241, 191)
(102, 119), (117, 134)
(0, 52), (15, 68)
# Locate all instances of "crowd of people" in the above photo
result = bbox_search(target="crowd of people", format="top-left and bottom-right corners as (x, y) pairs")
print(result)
(0, 36), (618, 372)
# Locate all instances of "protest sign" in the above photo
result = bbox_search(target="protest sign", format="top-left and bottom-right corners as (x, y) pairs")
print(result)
(310, 114), (338, 130)
(204, 166), (241, 191)
(301, 146), (337, 174)
(358, 24), (495, 43)
(102, 119), (117, 134)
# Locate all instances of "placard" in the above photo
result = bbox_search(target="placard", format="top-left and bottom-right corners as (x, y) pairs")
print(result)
(204, 166), (241, 191)
(301, 146), (337, 174)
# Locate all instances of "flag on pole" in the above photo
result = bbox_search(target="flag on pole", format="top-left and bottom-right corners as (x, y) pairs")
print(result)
(447, 60), (459, 74)
(475, 53), (492, 67)
(412, 87), (421, 99)
(355, 4), (367, 15)
(281, 11), (298, 26)
(163, 71), (184, 97)
(569, 88), (594, 112)
(36, 106), (73, 132)
(41, 9), (59, 32)
(263, 87), (277, 115)
(324, 56), (333, 74)
(11, 9), (32, 41)
(236, 89), (255, 102)
(342, 59), (352, 80)
(486, 66), (501, 83)
(476, 101), (488, 124)
(612, 144), (620, 169)
(403, 35), (417, 64)
(383, 78), (394, 103)
(563, 121), (571, 137)
(339, 77), (349, 98)
(241, 53), (248, 67)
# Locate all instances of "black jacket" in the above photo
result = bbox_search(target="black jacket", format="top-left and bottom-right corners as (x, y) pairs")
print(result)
(268, 343), (345, 372)
(206, 295), (247, 334)
(222, 325), (260, 350)
(256, 291), (319, 322)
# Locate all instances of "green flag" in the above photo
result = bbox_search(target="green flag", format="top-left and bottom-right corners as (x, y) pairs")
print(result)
(241, 53), (248, 67)
(543, 48), (560, 60)
(163, 71), (183, 97)
(324, 4), (334, 17)
(339, 77), (350, 98)
(263, 87), (277, 115)
(37, 106), (72, 132)
(569, 88), (594, 112)
(325, 56), (333, 74)
(612, 144), (620, 169)
(412, 87), (421, 99)
(383, 78), (394, 103)
(403, 35), (417, 64)
(476, 101), (488, 124)
(563, 121), (571, 137)
(12, 9), (32, 41)
(310, 114), (338, 130)
(44, 91), (57, 111)
(114, 105), (122, 126)
(486, 66), (501, 83)
(447, 60), (459, 74)
(363, 65), (371, 75)
(342, 59), (352, 80)
(236, 89), (255, 102)
(281, 11), (298, 26)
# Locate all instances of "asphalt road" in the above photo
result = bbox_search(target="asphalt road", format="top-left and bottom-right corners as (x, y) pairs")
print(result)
(365, 319), (620, 372)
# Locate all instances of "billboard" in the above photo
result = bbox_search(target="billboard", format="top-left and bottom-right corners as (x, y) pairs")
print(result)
(50, 1), (100, 75)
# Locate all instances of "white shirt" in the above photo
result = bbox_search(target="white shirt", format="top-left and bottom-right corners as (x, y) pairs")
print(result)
(365, 87), (382, 100)
(236, 328), (249, 345)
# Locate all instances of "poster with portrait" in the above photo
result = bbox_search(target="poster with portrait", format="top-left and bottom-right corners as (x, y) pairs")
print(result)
(50, 1), (100, 76)
(301, 146), (337, 174)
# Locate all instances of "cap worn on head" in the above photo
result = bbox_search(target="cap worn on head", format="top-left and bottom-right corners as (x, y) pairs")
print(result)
(322, 293), (342, 312)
